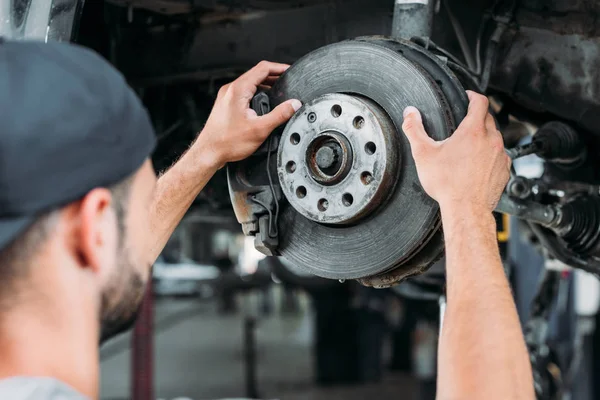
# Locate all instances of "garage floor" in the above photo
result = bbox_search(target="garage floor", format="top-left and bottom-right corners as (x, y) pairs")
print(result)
(99, 293), (419, 400)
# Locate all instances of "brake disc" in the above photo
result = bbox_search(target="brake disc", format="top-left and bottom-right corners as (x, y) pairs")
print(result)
(229, 37), (468, 287)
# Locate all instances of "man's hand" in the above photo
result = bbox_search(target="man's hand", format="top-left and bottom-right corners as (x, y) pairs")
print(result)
(401, 91), (511, 213)
(409, 92), (536, 400)
(145, 61), (300, 262)
(199, 61), (302, 169)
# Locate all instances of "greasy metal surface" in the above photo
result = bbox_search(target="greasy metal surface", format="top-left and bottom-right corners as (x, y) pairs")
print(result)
(268, 38), (466, 280)
(391, 0), (435, 39)
(558, 196), (600, 257)
(389, 256), (446, 298)
(107, 0), (600, 145)
(227, 157), (280, 234)
(105, 0), (336, 15)
(495, 194), (559, 228)
(0, 0), (84, 41)
(278, 94), (399, 225)
(534, 121), (587, 166)
(516, 0), (600, 36)
(227, 183), (254, 230)
(358, 230), (446, 288)
(305, 131), (353, 186)
(108, 0), (393, 79)
(106, 0), (197, 15)
(491, 25), (600, 136)
(506, 176), (534, 200)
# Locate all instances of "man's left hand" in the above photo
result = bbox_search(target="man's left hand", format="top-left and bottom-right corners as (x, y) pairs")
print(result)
(197, 61), (302, 169)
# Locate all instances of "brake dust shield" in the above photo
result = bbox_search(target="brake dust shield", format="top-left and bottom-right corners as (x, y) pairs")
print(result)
(228, 37), (468, 287)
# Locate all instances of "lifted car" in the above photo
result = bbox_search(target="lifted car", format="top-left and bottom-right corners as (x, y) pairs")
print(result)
(5, 0), (600, 285)
(6, 1), (600, 397)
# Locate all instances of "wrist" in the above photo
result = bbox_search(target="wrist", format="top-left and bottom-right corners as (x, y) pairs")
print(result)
(439, 200), (495, 226)
(191, 132), (224, 172)
(438, 197), (492, 218)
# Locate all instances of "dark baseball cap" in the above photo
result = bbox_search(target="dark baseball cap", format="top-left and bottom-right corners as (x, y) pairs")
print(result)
(0, 39), (156, 251)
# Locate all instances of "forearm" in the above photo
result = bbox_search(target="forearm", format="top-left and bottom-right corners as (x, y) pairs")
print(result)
(146, 135), (219, 263)
(437, 206), (534, 400)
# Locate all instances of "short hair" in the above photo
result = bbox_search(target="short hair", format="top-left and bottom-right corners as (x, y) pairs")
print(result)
(0, 176), (134, 300)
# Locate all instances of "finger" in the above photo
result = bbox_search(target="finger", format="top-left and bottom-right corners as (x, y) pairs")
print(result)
(263, 76), (282, 86)
(461, 91), (490, 129)
(256, 99), (303, 132)
(240, 61), (290, 88)
(258, 85), (272, 92)
(485, 113), (498, 134)
(401, 106), (435, 156)
(503, 161), (511, 184)
(217, 83), (232, 98)
(231, 63), (291, 103)
(505, 153), (512, 172)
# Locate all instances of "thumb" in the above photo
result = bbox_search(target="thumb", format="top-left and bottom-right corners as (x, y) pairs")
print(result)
(401, 106), (433, 156)
(258, 99), (302, 131)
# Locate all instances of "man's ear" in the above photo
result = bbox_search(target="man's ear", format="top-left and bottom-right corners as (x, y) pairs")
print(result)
(71, 188), (117, 274)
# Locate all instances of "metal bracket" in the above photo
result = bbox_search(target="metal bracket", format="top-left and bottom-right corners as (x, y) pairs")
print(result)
(254, 215), (279, 256)
(252, 92), (280, 153)
(524, 270), (562, 399)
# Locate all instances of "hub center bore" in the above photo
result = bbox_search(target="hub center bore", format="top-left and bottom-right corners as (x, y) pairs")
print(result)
(307, 132), (353, 185)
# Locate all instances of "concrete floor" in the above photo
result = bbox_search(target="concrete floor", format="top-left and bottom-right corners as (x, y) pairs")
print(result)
(99, 292), (418, 400)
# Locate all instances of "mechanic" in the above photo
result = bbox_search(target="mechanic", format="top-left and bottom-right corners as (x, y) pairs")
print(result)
(0, 39), (533, 399)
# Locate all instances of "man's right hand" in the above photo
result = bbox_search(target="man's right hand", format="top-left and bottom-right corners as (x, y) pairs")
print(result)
(401, 91), (511, 214)
(197, 61), (302, 170)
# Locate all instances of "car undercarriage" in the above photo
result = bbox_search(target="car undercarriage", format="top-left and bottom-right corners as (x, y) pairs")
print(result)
(4, 0), (600, 398)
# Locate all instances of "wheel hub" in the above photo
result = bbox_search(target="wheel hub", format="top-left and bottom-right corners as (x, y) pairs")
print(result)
(278, 93), (399, 225)
(228, 37), (469, 286)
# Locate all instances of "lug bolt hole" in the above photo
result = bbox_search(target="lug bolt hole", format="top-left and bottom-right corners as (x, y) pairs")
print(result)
(286, 161), (296, 173)
(365, 142), (376, 155)
(353, 116), (365, 129)
(308, 112), (317, 123)
(342, 193), (354, 207)
(296, 186), (307, 199)
(318, 198), (329, 211)
(361, 172), (374, 185)
(290, 133), (301, 145)
(331, 105), (342, 118)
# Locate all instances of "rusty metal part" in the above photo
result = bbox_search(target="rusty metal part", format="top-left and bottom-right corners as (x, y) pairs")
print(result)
(105, 0), (393, 79)
(227, 166), (283, 256)
(507, 176), (534, 200)
(261, 37), (467, 280)
(106, 0), (336, 15)
(491, 24), (600, 136)
(277, 93), (399, 225)
(306, 131), (353, 186)
(358, 229), (446, 288)
(106, 0), (197, 15)
(495, 194), (559, 228)
(391, 0), (435, 39)
(227, 93), (282, 256)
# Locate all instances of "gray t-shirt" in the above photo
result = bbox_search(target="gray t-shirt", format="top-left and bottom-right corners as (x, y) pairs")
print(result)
(0, 377), (87, 399)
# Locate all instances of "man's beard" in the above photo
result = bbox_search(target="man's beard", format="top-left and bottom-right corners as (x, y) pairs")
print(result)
(99, 243), (149, 345)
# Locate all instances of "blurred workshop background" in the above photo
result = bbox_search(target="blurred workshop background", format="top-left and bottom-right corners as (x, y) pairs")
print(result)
(7, 1), (600, 399)
(99, 211), (437, 400)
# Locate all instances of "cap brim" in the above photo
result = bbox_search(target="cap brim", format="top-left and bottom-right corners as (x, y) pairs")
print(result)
(0, 215), (36, 251)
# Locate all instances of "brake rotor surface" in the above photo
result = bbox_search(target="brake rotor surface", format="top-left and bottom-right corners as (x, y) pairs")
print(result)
(267, 38), (467, 284)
